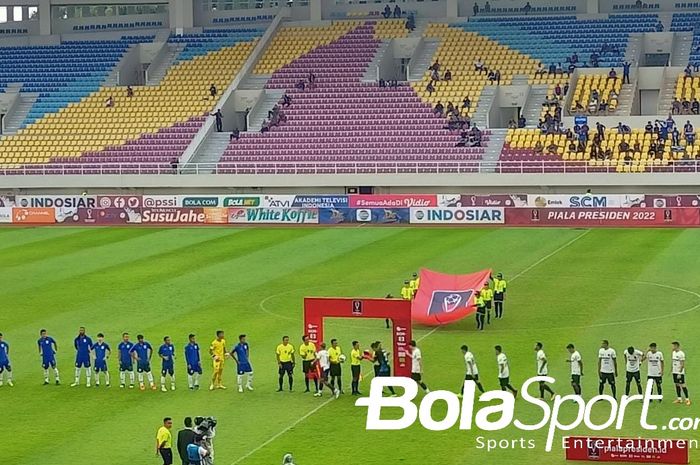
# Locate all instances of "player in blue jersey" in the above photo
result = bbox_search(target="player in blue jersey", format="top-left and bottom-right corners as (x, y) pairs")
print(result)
(72, 326), (94, 387)
(130, 334), (156, 391)
(38, 329), (60, 385)
(231, 334), (254, 393)
(185, 333), (202, 390)
(158, 336), (176, 392)
(0, 333), (13, 387)
(118, 332), (135, 388)
(92, 333), (111, 387)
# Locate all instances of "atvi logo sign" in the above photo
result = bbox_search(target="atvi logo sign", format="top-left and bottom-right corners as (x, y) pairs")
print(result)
(355, 377), (699, 452)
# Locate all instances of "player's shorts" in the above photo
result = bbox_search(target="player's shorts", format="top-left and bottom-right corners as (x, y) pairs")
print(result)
(302, 360), (313, 373)
(161, 363), (174, 376)
(279, 361), (293, 376)
(212, 359), (224, 372)
(494, 292), (504, 301)
(485, 301), (492, 309)
(330, 363), (341, 377)
(599, 372), (615, 384)
(465, 373), (480, 382)
(119, 360), (133, 372)
(75, 358), (91, 368)
(0, 362), (11, 372)
(187, 363), (202, 375)
(94, 360), (107, 372)
(626, 371), (641, 383)
(571, 374), (581, 385)
(351, 365), (361, 379)
(42, 358), (56, 369)
(498, 376), (510, 388)
(411, 372), (422, 382)
(237, 362), (253, 375)
(321, 368), (330, 381)
(647, 375), (663, 384)
(137, 361), (151, 373)
(673, 374), (686, 384)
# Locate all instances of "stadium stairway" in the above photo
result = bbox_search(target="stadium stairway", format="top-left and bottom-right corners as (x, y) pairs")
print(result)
(407, 39), (440, 82)
(146, 44), (186, 86)
(521, 85), (550, 127)
(247, 90), (286, 131)
(362, 41), (389, 82)
(2, 91), (38, 135)
(218, 21), (487, 174)
(671, 31), (693, 66)
(182, 131), (231, 174)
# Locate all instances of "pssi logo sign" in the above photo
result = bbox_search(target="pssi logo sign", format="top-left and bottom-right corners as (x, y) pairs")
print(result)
(428, 290), (473, 315)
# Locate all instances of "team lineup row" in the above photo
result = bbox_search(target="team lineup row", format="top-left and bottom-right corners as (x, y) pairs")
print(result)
(0, 329), (691, 405)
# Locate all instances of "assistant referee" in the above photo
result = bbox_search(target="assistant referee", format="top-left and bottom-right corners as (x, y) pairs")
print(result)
(299, 335), (317, 393)
(156, 417), (174, 465)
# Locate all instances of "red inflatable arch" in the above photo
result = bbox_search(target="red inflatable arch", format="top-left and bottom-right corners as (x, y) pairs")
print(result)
(303, 297), (412, 377)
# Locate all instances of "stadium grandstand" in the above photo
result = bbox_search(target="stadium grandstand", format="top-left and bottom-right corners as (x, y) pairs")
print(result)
(0, 0), (699, 183)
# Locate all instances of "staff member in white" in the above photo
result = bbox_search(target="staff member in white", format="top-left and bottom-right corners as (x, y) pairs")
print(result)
(598, 340), (617, 398)
(495, 345), (518, 397)
(316, 343), (339, 399)
(460, 345), (484, 396)
(534, 342), (555, 400)
(409, 340), (430, 393)
(671, 341), (690, 405)
(624, 346), (644, 396)
(644, 342), (664, 399)
(566, 343), (583, 395)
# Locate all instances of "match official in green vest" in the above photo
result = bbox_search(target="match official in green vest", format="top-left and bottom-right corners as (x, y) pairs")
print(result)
(475, 291), (486, 331)
(492, 273), (507, 319)
(481, 283), (494, 324)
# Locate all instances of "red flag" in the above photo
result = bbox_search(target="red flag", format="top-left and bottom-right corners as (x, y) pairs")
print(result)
(411, 268), (492, 326)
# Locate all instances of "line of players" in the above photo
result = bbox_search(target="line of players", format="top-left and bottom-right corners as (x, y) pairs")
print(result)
(459, 340), (691, 405)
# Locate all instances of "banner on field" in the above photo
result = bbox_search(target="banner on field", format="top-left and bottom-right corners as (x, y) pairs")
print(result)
(228, 208), (319, 224)
(15, 195), (98, 209)
(0, 195), (15, 207)
(141, 208), (227, 224)
(97, 195), (142, 209)
(458, 194), (528, 207)
(410, 207), (505, 224)
(0, 207), (11, 223)
(12, 208), (55, 224)
(349, 194), (438, 208)
(643, 195), (700, 208)
(564, 436), (689, 464)
(506, 208), (700, 227)
(262, 195), (348, 208)
(412, 268), (492, 326)
(141, 195), (264, 208)
(527, 194), (644, 208)
(318, 208), (410, 224)
(55, 207), (143, 224)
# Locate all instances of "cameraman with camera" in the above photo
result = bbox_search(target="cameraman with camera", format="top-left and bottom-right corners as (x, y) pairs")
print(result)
(186, 436), (210, 465)
(192, 416), (217, 464)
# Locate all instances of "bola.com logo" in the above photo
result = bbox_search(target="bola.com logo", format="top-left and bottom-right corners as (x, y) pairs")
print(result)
(355, 377), (700, 452)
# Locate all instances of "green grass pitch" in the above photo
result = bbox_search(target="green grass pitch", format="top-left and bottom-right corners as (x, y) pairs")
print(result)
(0, 226), (699, 465)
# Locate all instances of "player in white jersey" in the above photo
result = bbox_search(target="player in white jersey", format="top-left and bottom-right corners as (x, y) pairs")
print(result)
(409, 340), (430, 393)
(460, 345), (484, 395)
(534, 342), (555, 400)
(671, 341), (690, 405)
(316, 342), (339, 398)
(566, 344), (583, 395)
(597, 340), (618, 398)
(644, 342), (664, 398)
(624, 346), (644, 396)
(495, 345), (517, 397)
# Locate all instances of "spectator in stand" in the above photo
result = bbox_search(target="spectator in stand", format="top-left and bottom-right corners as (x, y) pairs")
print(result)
(666, 113), (676, 128)
(568, 140), (577, 154)
(609, 88), (619, 101)
(567, 63), (576, 76)
(604, 148), (613, 159)
(555, 63), (563, 75)
(494, 69), (501, 85)
(535, 63), (547, 76)
(473, 2), (479, 15)
(383, 4), (391, 18)
(230, 129), (240, 141)
(105, 96), (114, 108)
(484, 1), (490, 12)
(462, 96), (471, 111)
(672, 126), (681, 145)
(523, 1), (532, 14)
(672, 98), (681, 115)
(474, 58), (485, 73)
(444, 69), (452, 81)
(655, 20), (664, 32)
(554, 83), (562, 98)
(573, 100), (584, 113)
(682, 99), (691, 114)
(426, 81), (435, 96)
(518, 115), (526, 128)
(607, 68), (617, 81)
(596, 122), (606, 140)
(268, 104), (280, 120)
(633, 141), (641, 155)
(282, 93), (291, 107)
(379, 78), (386, 88)
(429, 60), (440, 73)
(648, 141), (658, 158)
(393, 5), (401, 17)
(685, 65), (693, 80)
(434, 101), (444, 116)
(487, 70), (495, 82)
(533, 140), (544, 154)
(170, 157), (179, 173)
(693, 58), (700, 73)
(431, 68), (440, 81)
(563, 83), (569, 95)
(645, 121), (654, 133)
(210, 84), (217, 98)
(590, 52), (600, 68)
(260, 119), (270, 133)
(619, 140), (630, 155)
(508, 119), (517, 129)
(599, 100), (610, 113)
(211, 109), (223, 132)
(546, 142), (558, 155)
(693, 98), (700, 115)
(635, 0), (642, 8)
(685, 121), (695, 145)
(295, 79), (305, 91)
(126, 86), (134, 98)
(446, 101), (455, 115)
(308, 72), (316, 88)
(617, 122), (631, 134)
(548, 63), (556, 75)
(622, 61), (631, 84)
(405, 14), (416, 31)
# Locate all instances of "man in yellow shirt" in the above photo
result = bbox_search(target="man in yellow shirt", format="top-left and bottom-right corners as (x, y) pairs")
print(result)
(209, 330), (227, 390)
(400, 280), (413, 300)
(350, 340), (363, 395)
(276, 335), (295, 392)
(155, 417), (173, 465)
(481, 282), (494, 324)
(409, 272), (420, 297)
(492, 272), (507, 319)
(328, 338), (343, 394)
(299, 335), (317, 393)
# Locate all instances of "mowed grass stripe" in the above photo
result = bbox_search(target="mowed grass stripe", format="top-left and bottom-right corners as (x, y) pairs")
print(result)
(0, 226), (92, 251)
